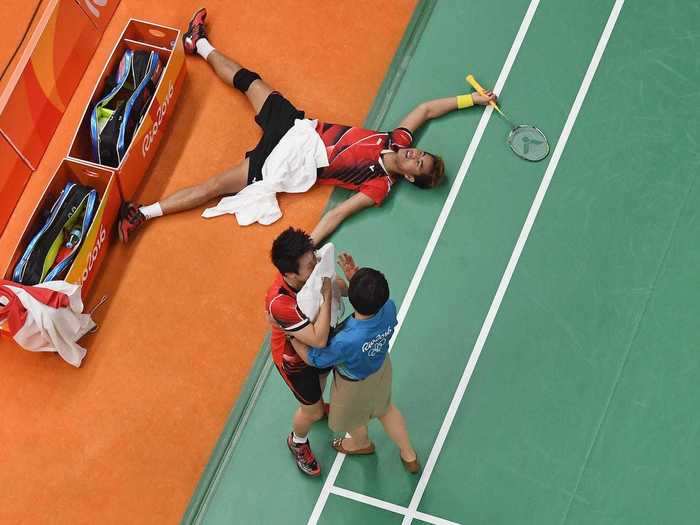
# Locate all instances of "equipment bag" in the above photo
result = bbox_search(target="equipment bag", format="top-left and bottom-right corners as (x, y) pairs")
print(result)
(90, 49), (162, 167)
(13, 183), (99, 285)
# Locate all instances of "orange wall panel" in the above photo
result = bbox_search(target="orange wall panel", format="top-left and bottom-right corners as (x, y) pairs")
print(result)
(0, 0), (100, 169)
(75, 0), (120, 31)
(0, 134), (32, 236)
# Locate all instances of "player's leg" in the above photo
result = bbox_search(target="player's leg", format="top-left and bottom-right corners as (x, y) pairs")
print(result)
(182, 8), (274, 114)
(117, 159), (250, 243)
(284, 366), (326, 477)
(292, 401), (326, 437)
(208, 52), (273, 115)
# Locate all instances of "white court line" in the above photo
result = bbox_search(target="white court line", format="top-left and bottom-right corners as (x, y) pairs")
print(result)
(413, 511), (463, 525)
(330, 486), (408, 516)
(307, 1), (541, 523)
(330, 486), (462, 525)
(401, 1), (626, 523)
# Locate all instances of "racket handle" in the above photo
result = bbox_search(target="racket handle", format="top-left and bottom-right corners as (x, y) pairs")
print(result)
(466, 74), (503, 114)
(466, 74), (488, 94)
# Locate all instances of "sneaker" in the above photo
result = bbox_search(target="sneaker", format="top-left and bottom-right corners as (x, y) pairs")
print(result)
(118, 202), (146, 243)
(287, 433), (321, 477)
(183, 8), (208, 55)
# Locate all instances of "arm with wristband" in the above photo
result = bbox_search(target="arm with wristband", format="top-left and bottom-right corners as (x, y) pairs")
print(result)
(398, 88), (497, 132)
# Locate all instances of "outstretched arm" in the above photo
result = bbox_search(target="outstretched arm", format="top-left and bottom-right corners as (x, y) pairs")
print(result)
(398, 91), (497, 133)
(310, 192), (375, 245)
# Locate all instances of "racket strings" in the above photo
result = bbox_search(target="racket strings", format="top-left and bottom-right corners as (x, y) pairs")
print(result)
(507, 126), (549, 162)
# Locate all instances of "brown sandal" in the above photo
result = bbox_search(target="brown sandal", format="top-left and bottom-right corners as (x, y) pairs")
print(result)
(331, 437), (375, 455)
(401, 454), (420, 474)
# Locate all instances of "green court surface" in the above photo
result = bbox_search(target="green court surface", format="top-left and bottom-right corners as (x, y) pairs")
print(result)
(184, 1), (700, 523)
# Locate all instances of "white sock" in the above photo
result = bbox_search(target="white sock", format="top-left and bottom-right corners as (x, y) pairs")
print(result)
(139, 203), (163, 220)
(292, 432), (308, 444)
(196, 38), (215, 60)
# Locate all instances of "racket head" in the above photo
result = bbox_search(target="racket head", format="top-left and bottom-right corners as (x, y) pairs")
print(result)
(507, 125), (549, 162)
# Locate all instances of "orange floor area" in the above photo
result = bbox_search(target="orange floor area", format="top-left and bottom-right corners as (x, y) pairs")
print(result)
(0, 1), (415, 523)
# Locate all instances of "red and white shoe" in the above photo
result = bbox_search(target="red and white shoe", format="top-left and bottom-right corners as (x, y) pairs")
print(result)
(182, 8), (208, 55)
(117, 202), (146, 243)
(286, 433), (321, 477)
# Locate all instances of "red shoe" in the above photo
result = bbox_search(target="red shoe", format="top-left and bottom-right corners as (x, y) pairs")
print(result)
(183, 8), (208, 55)
(287, 433), (321, 477)
(117, 202), (146, 243)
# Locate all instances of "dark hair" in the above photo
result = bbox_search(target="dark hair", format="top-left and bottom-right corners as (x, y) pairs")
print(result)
(348, 267), (390, 316)
(271, 227), (315, 275)
(410, 153), (446, 189)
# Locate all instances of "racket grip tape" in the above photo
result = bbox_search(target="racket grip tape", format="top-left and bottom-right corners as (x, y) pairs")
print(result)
(466, 74), (488, 95)
(466, 74), (502, 113)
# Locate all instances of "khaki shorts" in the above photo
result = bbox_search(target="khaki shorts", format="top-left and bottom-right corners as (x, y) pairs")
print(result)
(329, 357), (392, 433)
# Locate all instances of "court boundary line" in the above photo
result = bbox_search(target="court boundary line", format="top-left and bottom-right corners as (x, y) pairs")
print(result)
(330, 486), (461, 525)
(307, 0), (541, 522)
(192, 356), (275, 523)
(187, 338), (275, 524)
(401, 1), (626, 523)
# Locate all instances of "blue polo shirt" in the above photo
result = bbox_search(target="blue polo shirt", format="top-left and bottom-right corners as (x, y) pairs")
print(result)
(307, 300), (397, 380)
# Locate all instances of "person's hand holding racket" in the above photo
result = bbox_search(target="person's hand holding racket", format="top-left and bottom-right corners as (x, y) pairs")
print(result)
(472, 90), (498, 106)
(467, 73), (550, 162)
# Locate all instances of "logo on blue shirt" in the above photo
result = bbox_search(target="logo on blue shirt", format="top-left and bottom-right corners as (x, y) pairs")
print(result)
(361, 325), (393, 357)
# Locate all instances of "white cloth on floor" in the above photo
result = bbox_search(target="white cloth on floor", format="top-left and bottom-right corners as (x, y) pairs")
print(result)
(297, 243), (344, 327)
(202, 118), (329, 225)
(7, 281), (94, 367)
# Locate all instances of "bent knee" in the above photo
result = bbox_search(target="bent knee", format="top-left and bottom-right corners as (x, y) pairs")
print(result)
(300, 402), (325, 421)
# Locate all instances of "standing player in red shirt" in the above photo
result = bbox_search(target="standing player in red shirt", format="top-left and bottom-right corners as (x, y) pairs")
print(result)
(118, 8), (496, 244)
(265, 227), (337, 476)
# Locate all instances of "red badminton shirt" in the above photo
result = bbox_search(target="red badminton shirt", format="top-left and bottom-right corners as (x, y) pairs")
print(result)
(265, 274), (310, 371)
(314, 122), (413, 205)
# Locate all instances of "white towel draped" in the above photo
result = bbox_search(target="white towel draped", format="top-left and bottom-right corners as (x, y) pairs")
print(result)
(202, 118), (329, 225)
(297, 243), (344, 327)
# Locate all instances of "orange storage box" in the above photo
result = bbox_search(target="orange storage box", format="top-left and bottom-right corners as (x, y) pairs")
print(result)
(66, 18), (186, 200)
(2, 158), (121, 302)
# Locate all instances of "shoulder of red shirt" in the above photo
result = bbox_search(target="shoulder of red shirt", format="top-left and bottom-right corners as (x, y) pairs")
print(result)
(266, 275), (309, 332)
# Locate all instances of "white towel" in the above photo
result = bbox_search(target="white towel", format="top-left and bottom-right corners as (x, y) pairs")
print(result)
(7, 281), (95, 367)
(297, 243), (344, 327)
(202, 118), (329, 225)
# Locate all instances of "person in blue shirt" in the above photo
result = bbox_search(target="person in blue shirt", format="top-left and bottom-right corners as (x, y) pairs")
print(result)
(292, 255), (419, 473)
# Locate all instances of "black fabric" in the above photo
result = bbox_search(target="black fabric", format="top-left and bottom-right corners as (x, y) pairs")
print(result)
(121, 76), (157, 155)
(275, 362), (331, 406)
(131, 51), (149, 85)
(232, 67), (261, 92)
(98, 102), (126, 167)
(245, 92), (305, 185)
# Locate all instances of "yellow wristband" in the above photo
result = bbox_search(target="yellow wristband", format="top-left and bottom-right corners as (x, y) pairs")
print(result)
(456, 93), (474, 109)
